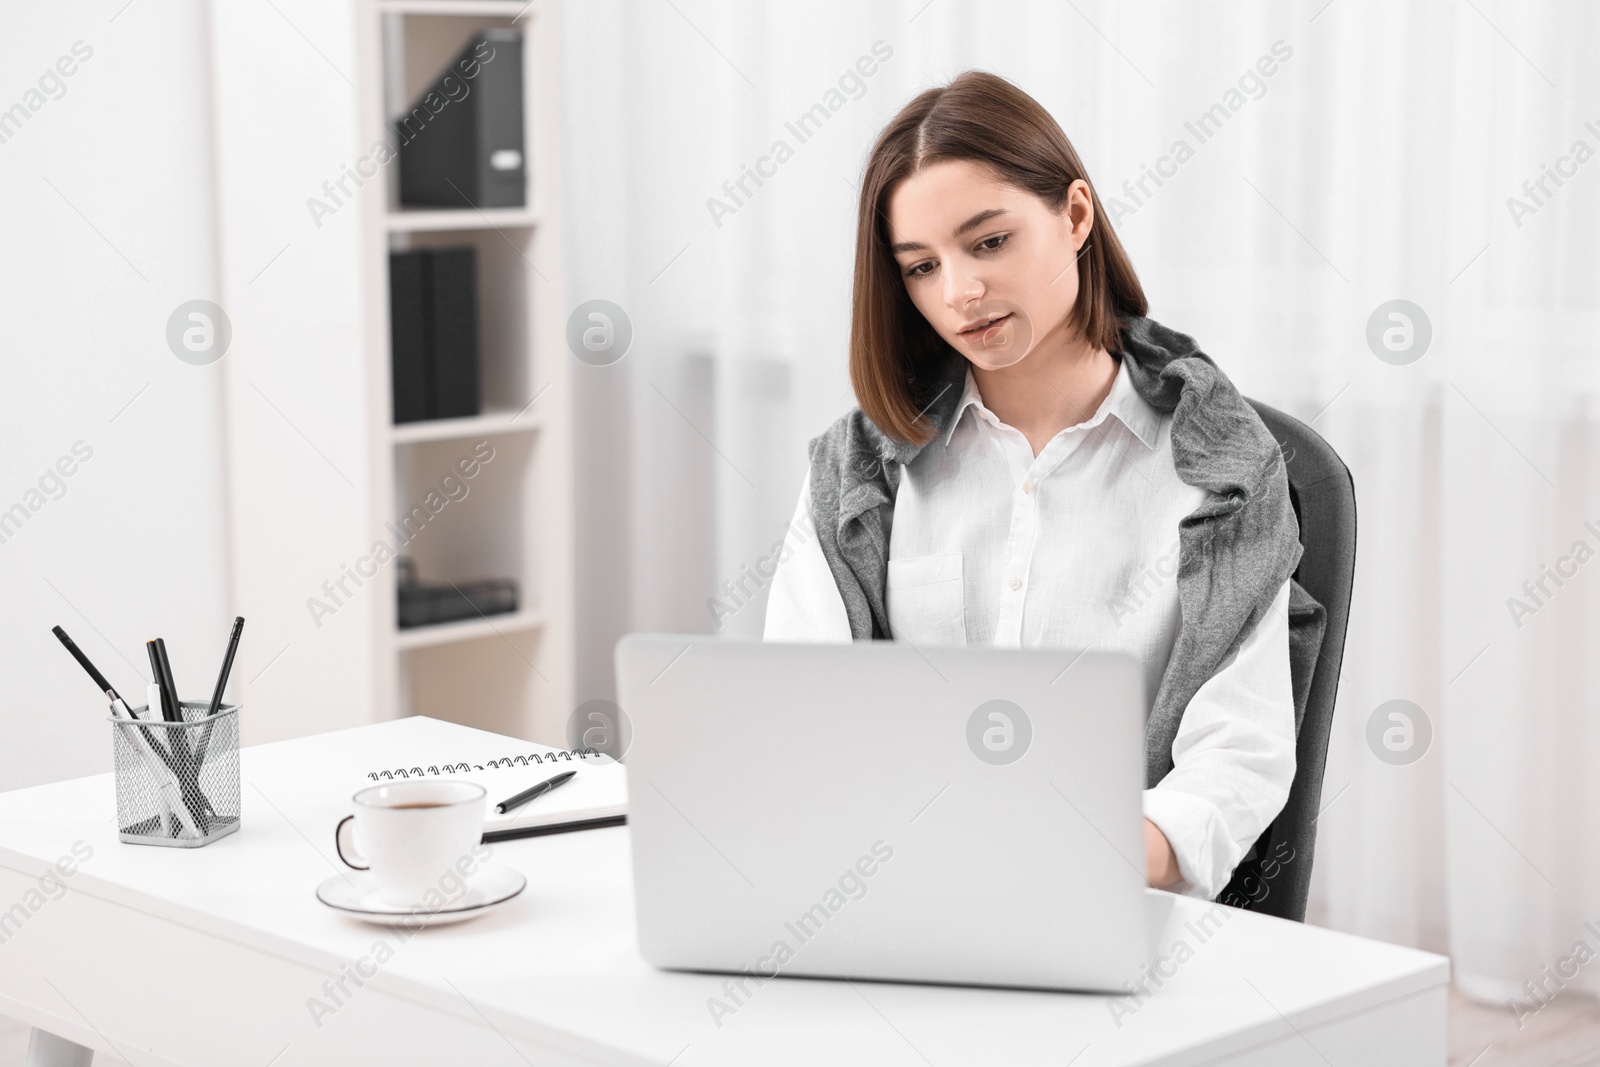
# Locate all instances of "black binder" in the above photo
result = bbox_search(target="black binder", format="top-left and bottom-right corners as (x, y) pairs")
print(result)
(389, 247), (481, 424)
(396, 557), (518, 628)
(428, 248), (479, 419)
(389, 251), (431, 424)
(397, 30), (525, 209)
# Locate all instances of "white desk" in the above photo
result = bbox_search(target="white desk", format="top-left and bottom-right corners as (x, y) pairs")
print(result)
(0, 717), (1448, 1066)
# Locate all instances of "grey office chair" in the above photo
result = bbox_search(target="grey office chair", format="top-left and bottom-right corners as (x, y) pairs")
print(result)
(1214, 400), (1356, 923)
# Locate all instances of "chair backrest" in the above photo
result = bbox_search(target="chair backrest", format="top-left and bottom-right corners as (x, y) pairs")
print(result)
(1216, 400), (1357, 922)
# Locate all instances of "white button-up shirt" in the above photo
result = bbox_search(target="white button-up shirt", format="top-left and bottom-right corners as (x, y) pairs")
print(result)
(764, 359), (1296, 900)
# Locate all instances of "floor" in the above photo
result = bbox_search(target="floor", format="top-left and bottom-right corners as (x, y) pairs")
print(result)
(1448, 986), (1600, 1067)
(2, 986), (1597, 1064)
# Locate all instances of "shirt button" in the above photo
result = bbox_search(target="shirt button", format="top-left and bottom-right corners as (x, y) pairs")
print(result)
(1007, 577), (1021, 591)
(1022, 480), (1036, 494)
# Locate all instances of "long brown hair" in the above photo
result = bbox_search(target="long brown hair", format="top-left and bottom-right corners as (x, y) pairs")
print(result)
(851, 70), (1147, 445)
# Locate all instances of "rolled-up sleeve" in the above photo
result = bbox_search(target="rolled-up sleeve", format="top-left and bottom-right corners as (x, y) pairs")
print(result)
(763, 478), (852, 643)
(1142, 579), (1297, 900)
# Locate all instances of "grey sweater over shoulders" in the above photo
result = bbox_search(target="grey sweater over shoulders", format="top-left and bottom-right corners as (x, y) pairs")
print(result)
(805, 315), (1325, 789)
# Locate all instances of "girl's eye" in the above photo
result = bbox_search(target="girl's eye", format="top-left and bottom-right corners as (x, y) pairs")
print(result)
(977, 233), (1010, 253)
(905, 261), (935, 278)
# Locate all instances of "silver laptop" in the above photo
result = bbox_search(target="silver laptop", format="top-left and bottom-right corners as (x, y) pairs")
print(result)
(615, 635), (1167, 994)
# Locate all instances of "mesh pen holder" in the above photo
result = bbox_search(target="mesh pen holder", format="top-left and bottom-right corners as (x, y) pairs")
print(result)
(110, 702), (241, 848)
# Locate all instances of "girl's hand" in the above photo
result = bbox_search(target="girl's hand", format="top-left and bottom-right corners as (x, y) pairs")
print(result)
(1144, 818), (1181, 887)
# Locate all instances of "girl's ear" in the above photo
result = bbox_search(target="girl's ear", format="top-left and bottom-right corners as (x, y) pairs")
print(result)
(1066, 180), (1096, 241)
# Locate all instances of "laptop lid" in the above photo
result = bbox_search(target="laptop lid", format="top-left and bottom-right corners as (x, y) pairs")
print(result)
(615, 635), (1154, 994)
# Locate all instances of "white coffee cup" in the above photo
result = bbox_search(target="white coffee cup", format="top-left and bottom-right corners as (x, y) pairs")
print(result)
(334, 780), (486, 907)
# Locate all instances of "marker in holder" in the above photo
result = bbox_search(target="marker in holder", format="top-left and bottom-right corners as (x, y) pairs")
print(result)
(110, 701), (241, 847)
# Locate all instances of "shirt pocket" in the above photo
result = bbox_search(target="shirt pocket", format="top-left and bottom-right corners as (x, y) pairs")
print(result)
(887, 552), (966, 646)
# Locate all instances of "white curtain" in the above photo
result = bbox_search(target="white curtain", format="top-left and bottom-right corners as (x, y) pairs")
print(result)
(561, 0), (1600, 1003)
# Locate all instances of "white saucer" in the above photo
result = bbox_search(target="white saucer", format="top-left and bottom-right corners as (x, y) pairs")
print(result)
(316, 862), (526, 926)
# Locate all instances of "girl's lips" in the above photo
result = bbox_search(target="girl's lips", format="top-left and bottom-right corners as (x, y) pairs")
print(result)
(960, 312), (1013, 344)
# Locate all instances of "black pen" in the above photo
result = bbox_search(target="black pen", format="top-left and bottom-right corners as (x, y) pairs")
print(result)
(151, 640), (202, 775)
(205, 616), (245, 718)
(53, 626), (126, 706)
(156, 638), (185, 721)
(52, 625), (203, 831)
(144, 640), (208, 833)
(53, 624), (179, 759)
(147, 640), (180, 722)
(195, 616), (245, 769)
(495, 770), (577, 814)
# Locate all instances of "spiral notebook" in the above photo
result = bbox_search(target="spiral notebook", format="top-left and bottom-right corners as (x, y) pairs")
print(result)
(363, 745), (628, 841)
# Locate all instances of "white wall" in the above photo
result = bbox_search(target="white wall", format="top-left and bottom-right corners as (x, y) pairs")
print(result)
(0, 0), (231, 790)
(207, 0), (382, 745)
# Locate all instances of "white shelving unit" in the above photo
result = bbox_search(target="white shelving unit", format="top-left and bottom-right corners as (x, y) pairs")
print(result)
(372, 0), (574, 741)
(378, 0), (528, 14)
(210, 0), (573, 747)
(388, 408), (541, 444)
(384, 207), (540, 232)
(394, 607), (545, 651)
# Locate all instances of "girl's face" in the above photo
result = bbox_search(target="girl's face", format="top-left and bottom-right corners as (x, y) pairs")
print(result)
(886, 159), (1094, 370)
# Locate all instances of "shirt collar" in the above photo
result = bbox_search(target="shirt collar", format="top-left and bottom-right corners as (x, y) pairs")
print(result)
(941, 357), (1162, 450)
